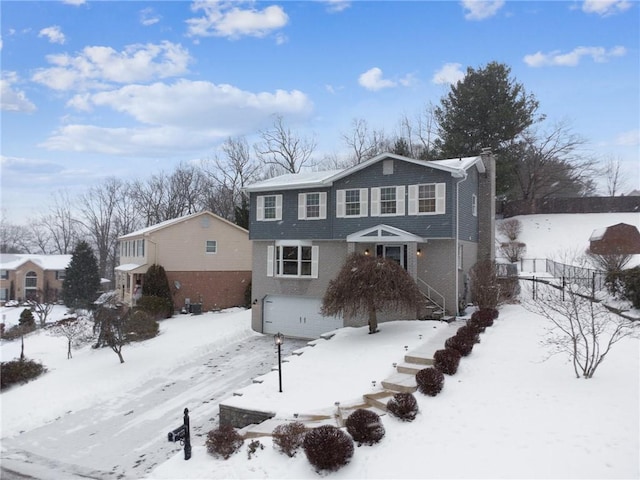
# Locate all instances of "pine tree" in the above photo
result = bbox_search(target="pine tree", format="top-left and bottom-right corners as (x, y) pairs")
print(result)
(141, 264), (173, 318)
(62, 240), (101, 310)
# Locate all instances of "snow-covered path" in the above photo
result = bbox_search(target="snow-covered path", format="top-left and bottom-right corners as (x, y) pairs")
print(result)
(1, 334), (307, 479)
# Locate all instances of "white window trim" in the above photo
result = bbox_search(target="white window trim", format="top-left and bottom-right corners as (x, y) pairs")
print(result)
(336, 188), (368, 218)
(472, 194), (478, 217)
(371, 186), (405, 217)
(206, 240), (217, 254)
(298, 192), (327, 220)
(257, 194), (283, 221)
(267, 241), (319, 279)
(408, 183), (446, 215)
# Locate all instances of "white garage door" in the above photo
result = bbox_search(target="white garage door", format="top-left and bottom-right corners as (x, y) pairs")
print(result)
(263, 295), (343, 339)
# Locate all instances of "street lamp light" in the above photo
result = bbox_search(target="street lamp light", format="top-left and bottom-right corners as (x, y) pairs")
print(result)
(274, 332), (284, 392)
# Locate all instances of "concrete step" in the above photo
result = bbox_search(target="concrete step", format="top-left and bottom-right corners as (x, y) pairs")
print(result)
(397, 362), (426, 375)
(381, 372), (417, 393)
(363, 391), (395, 411)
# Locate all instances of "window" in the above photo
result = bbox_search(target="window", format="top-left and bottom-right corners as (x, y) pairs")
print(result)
(298, 192), (327, 220)
(371, 186), (405, 216)
(383, 159), (394, 175)
(336, 188), (368, 218)
(206, 240), (217, 254)
(0, 270), (8, 280)
(472, 194), (478, 217)
(267, 242), (319, 278)
(56, 270), (65, 280)
(257, 195), (282, 221)
(136, 239), (145, 257)
(25, 271), (37, 288)
(408, 183), (446, 215)
(0, 288), (7, 302)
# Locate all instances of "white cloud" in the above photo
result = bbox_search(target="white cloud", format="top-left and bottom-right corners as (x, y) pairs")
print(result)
(432, 63), (466, 85)
(140, 7), (161, 26)
(358, 67), (396, 91)
(187, 1), (289, 39)
(323, 1), (351, 13)
(461, 0), (505, 20)
(38, 26), (66, 44)
(31, 41), (191, 91)
(615, 129), (640, 147)
(0, 72), (36, 112)
(524, 45), (626, 67)
(62, 0), (86, 5)
(582, 0), (632, 16)
(44, 79), (313, 155)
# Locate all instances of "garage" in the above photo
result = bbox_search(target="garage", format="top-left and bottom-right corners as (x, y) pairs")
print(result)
(263, 295), (343, 339)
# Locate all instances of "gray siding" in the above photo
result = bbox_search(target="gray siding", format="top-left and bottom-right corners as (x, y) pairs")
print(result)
(457, 167), (480, 243)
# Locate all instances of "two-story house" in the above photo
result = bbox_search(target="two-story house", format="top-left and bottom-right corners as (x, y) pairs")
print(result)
(0, 254), (72, 304)
(115, 211), (252, 313)
(244, 150), (496, 339)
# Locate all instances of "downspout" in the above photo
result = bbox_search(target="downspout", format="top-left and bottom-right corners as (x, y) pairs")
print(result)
(455, 169), (468, 316)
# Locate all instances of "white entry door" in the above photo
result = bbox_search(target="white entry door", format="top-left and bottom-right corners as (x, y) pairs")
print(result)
(263, 295), (343, 339)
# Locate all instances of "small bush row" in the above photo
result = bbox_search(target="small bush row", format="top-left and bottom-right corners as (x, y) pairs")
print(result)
(1, 358), (46, 390)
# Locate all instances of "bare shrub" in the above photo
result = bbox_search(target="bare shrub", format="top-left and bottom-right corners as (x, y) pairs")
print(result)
(498, 218), (522, 241)
(345, 409), (385, 446)
(272, 421), (307, 457)
(386, 392), (419, 422)
(206, 424), (244, 460)
(469, 260), (500, 310)
(302, 425), (354, 472)
(416, 367), (445, 396)
(500, 241), (526, 262)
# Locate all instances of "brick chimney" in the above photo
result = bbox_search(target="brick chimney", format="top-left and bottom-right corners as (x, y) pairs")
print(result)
(478, 147), (496, 261)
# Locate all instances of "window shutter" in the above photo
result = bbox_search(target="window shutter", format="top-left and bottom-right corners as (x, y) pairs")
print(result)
(396, 186), (405, 215)
(436, 183), (446, 214)
(275, 195), (283, 220)
(311, 246), (319, 278)
(298, 193), (306, 220)
(267, 245), (274, 277)
(408, 185), (418, 215)
(371, 187), (380, 216)
(360, 188), (368, 217)
(319, 192), (327, 219)
(257, 196), (265, 221)
(336, 190), (345, 218)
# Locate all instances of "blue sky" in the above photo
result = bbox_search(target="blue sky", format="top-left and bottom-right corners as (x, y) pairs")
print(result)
(1, 0), (638, 224)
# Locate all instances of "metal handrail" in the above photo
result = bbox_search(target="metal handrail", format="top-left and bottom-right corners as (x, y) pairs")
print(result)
(417, 277), (445, 314)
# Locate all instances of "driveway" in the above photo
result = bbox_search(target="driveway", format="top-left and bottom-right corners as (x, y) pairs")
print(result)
(1, 334), (308, 480)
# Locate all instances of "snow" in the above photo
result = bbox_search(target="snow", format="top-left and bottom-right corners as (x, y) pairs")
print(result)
(0, 254), (72, 271)
(1, 212), (639, 479)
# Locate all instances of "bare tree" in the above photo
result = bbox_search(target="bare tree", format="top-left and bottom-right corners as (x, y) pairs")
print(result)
(27, 289), (55, 327)
(38, 190), (82, 254)
(522, 279), (638, 378)
(0, 214), (35, 253)
(132, 172), (170, 227)
(341, 118), (388, 166)
(254, 115), (317, 174)
(413, 102), (439, 160)
(321, 253), (422, 334)
(601, 156), (629, 197)
(49, 316), (93, 359)
(93, 291), (128, 364)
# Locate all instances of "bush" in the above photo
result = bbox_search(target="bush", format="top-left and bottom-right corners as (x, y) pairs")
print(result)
(125, 310), (159, 342)
(302, 425), (354, 472)
(618, 266), (640, 309)
(470, 308), (498, 328)
(386, 392), (419, 422)
(445, 335), (474, 356)
(272, 421), (307, 457)
(1, 358), (46, 390)
(415, 367), (445, 396)
(1, 323), (36, 341)
(466, 317), (486, 334)
(136, 295), (173, 320)
(469, 260), (500, 310)
(433, 348), (462, 375)
(206, 424), (244, 460)
(345, 409), (385, 446)
(500, 241), (526, 262)
(456, 325), (481, 344)
(498, 218), (522, 241)
(19, 309), (35, 327)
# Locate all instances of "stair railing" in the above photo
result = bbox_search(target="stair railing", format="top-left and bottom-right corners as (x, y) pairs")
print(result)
(417, 277), (445, 314)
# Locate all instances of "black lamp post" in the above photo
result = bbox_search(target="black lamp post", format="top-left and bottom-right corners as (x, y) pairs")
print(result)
(275, 332), (284, 392)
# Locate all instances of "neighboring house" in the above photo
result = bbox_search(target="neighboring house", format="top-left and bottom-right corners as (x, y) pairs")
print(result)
(589, 223), (640, 255)
(0, 254), (71, 305)
(244, 150), (496, 339)
(115, 211), (252, 313)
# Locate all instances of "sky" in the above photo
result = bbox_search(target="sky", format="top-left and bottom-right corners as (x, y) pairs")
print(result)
(0, 212), (639, 479)
(1, 0), (639, 225)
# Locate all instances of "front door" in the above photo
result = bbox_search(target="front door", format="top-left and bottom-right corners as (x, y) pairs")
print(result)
(376, 244), (405, 268)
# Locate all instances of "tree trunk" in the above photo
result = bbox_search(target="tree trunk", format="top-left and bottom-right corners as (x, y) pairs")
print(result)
(368, 305), (378, 334)
(67, 339), (72, 359)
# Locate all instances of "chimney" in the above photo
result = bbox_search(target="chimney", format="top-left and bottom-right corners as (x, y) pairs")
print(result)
(478, 148), (496, 261)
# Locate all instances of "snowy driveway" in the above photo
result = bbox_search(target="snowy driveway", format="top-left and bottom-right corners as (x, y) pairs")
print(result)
(1, 334), (308, 480)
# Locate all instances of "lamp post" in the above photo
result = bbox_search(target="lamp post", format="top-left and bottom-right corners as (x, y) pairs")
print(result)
(275, 332), (284, 392)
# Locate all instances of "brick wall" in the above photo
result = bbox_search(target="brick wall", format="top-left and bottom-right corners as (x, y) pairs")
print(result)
(167, 271), (251, 312)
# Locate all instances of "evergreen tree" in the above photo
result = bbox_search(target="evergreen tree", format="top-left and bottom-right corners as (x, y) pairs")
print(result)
(142, 264), (173, 318)
(434, 61), (540, 196)
(62, 240), (101, 309)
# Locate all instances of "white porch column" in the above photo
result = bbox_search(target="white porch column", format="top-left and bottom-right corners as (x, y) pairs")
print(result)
(407, 242), (418, 281)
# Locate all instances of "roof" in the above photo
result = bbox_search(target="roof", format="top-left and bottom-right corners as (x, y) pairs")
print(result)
(119, 210), (248, 240)
(244, 152), (486, 192)
(0, 254), (72, 271)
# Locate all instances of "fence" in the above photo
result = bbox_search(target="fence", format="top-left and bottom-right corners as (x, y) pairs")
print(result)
(498, 196), (640, 218)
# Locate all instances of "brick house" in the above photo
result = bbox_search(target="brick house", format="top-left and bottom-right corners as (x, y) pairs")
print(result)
(589, 223), (640, 255)
(0, 254), (71, 304)
(115, 211), (252, 313)
(244, 150), (496, 339)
